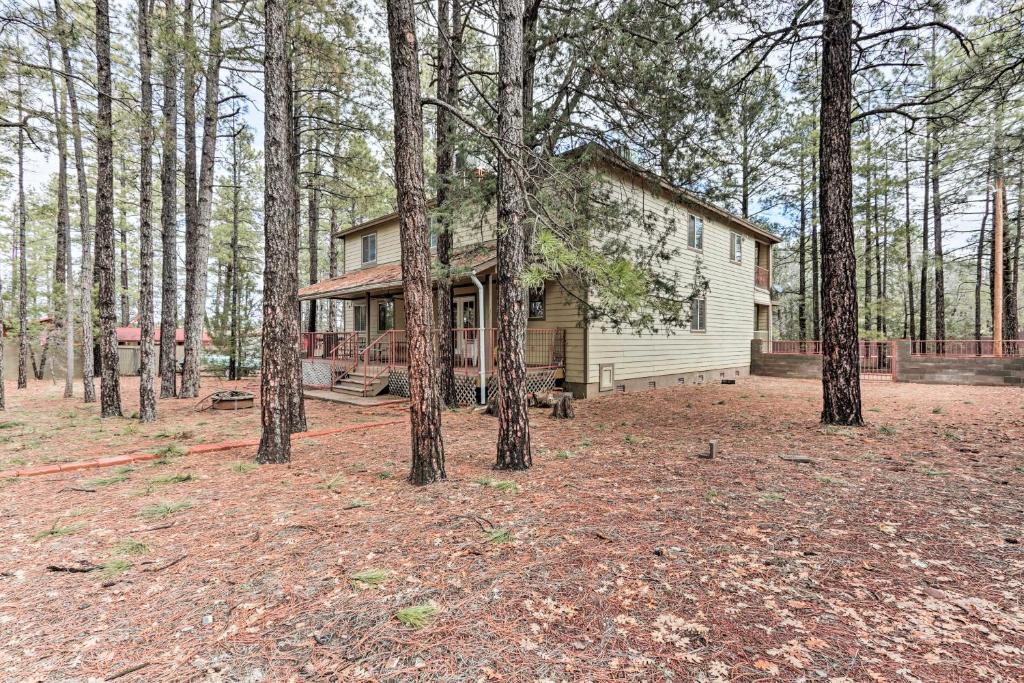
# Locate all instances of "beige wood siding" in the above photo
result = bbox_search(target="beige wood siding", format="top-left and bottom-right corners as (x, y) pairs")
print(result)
(585, 171), (766, 384)
(527, 279), (585, 384)
(344, 220), (401, 272)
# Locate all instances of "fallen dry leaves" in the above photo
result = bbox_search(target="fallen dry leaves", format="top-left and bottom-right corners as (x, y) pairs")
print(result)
(1, 376), (1022, 681)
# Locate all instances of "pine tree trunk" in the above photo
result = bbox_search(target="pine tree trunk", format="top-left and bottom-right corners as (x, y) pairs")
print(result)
(904, 133), (915, 341)
(811, 152), (820, 340)
(54, 0), (96, 403)
(306, 134), (320, 333)
(434, 0), (460, 407)
(16, 74), (28, 390)
(494, 0), (533, 467)
(798, 152), (807, 340)
(1011, 166), (1022, 339)
(258, 0), (297, 463)
(863, 124), (873, 334)
(119, 223), (129, 325)
(48, 50), (75, 398)
(975, 163), (990, 345)
(228, 131), (242, 380)
(285, 43), (307, 434)
(919, 130), (929, 342)
(327, 144), (340, 334)
(386, 0), (447, 483)
(158, 0), (179, 398)
(818, 0), (862, 426)
(931, 127), (945, 342)
(95, 0), (122, 417)
(181, 0), (221, 398)
(138, 0), (157, 422)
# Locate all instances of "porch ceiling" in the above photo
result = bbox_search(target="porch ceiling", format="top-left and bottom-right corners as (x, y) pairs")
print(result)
(298, 241), (497, 301)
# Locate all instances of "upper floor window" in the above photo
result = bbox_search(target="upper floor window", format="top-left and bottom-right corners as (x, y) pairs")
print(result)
(528, 286), (545, 320)
(361, 233), (377, 265)
(730, 233), (744, 263)
(690, 297), (706, 332)
(687, 215), (703, 250)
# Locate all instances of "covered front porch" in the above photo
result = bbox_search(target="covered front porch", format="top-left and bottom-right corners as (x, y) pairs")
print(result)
(297, 245), (568, 404)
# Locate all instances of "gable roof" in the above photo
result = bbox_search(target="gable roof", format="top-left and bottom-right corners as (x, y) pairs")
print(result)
(299, 242), (497, 301)
(334, 144), (781, 244)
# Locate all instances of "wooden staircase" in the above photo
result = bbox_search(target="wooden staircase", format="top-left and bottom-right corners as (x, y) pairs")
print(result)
(332, 367), (389, 397)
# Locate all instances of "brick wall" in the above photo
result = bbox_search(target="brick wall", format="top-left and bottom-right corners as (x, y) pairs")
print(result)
(893, 341), (1024, 387)
(750, 340), (821, 379)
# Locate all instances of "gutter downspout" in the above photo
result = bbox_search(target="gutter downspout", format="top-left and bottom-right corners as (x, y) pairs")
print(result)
(470, 272), (486, 405)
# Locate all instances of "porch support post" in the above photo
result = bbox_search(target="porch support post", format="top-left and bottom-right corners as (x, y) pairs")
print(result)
(471, 272), (486, 405)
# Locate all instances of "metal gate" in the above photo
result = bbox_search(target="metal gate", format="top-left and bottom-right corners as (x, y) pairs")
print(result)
(860, 340), (894, 381)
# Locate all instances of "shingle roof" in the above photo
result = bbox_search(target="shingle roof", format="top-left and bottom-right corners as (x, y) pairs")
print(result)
(298, 242), (496, 301)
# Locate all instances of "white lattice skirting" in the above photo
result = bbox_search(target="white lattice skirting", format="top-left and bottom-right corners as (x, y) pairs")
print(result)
(389, 368), (558, 406)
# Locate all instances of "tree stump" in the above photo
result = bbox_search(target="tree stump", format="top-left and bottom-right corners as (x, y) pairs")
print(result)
(550, 394), (574, 419)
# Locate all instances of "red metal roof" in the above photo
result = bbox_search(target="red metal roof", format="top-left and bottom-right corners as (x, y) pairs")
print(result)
(116, 326), (211, 345)
(299, 242), (496, 301)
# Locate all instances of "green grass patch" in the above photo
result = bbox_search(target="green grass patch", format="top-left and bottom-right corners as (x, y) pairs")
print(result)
(138, 500), (193, 520)
(395, 604), (438, 629)
(876, 424), (897, 436)
(318, 473), (346, 490)
(555, 449), (573, 460)
(99, 559), (132, 579)
(0, 420), (24, 429)
(150, 472), (195, 486)
(578, 437), (591, 448)
(350, 568), (389, 585)
(229, 461), (259, 474)
(346, 499), (371, 509)
(114, 539), (150, 556)
(473, 478), (518, 494)
(924, 468), (949, 477)
(484, 527), (513, 544)
(82, 466), (134, 488)
(4, 456), (27, 467)
(32, 522), (83, 542)
(377, 471), (394, 480)
(759, 492), (785, 503)
(931, 406), (944, 415)
(624, 434), (640, 445)
(150, 444), (186, 465)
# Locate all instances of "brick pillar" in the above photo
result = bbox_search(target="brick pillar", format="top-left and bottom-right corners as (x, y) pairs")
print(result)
(893, 339), (911, 383)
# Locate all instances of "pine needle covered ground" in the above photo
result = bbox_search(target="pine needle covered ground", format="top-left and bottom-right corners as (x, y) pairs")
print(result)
(2, 377), (1022, 680)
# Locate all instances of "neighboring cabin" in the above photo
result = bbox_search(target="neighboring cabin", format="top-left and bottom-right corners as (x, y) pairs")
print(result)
(299, 146), (779, 403)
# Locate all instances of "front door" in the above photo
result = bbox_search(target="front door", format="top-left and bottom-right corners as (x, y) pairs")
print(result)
(453, 296), (478, 367)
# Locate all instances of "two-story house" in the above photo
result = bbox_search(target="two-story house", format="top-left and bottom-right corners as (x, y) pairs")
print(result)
(298, 146), (779, 405)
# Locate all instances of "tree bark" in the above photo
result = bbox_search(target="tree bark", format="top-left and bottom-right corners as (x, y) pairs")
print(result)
(120, 218), (130, 325)
(48, 47), (75, 398)
(798, 151), (807, 340)
(494, 0), (533, 467)
(975, 161), (991, 346)
(818, 0), (862, 426)
(54, 0), (96, 403)
(181, 0), (221, 398)
(158, 0), (179, 398)
(919, 130), (929, 342)
(386, 0), (447, 483)
(811, 151), (820, 339)
(95, 0), (122, 417)
(16, 72), (28, 390)
(863, 121), (873, 334)
(306, 132), (320, 333)
(434, 0), (461, 407)
(931, 124), (945, 342)
(327, 141), (340, 334)
(138, 0), (157, 422)
(285, 39), (307, 434)
(258, 0), (297, 463)
(904, 133), (915, 341)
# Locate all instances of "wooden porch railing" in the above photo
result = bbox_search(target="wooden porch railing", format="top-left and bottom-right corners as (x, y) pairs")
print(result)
(755, 265), (770, 289)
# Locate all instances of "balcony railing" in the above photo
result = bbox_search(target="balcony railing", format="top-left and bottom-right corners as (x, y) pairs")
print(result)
(911, 339), (1024, 357)
(755, 265), (770, 289)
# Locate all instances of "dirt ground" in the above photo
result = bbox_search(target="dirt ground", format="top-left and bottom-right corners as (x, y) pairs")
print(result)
(1, 376), (1022, 682)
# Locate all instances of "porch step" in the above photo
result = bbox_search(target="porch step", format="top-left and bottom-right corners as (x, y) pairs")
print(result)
(332, 370), (389, 397)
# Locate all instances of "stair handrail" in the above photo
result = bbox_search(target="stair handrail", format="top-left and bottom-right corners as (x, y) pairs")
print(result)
(329, 331), (361, 385)
(360, 330), (394, 394)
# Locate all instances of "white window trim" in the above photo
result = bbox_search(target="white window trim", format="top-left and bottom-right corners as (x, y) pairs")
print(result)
(361, 232), (377, 265)
(690, 296), (707, 332)
(687, 214), (704, 251)
(730, 232), (744, 264)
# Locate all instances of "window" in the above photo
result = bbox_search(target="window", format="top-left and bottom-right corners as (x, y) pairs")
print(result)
(730, 233), (744, 263)
(353, 304), (367, 332)
(361, 233), (377, 264)
(378, 300), (395, 331)
(687, 215), (703, 250)
(528, 286), (545, 320)
(690, 297), (706, 332)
